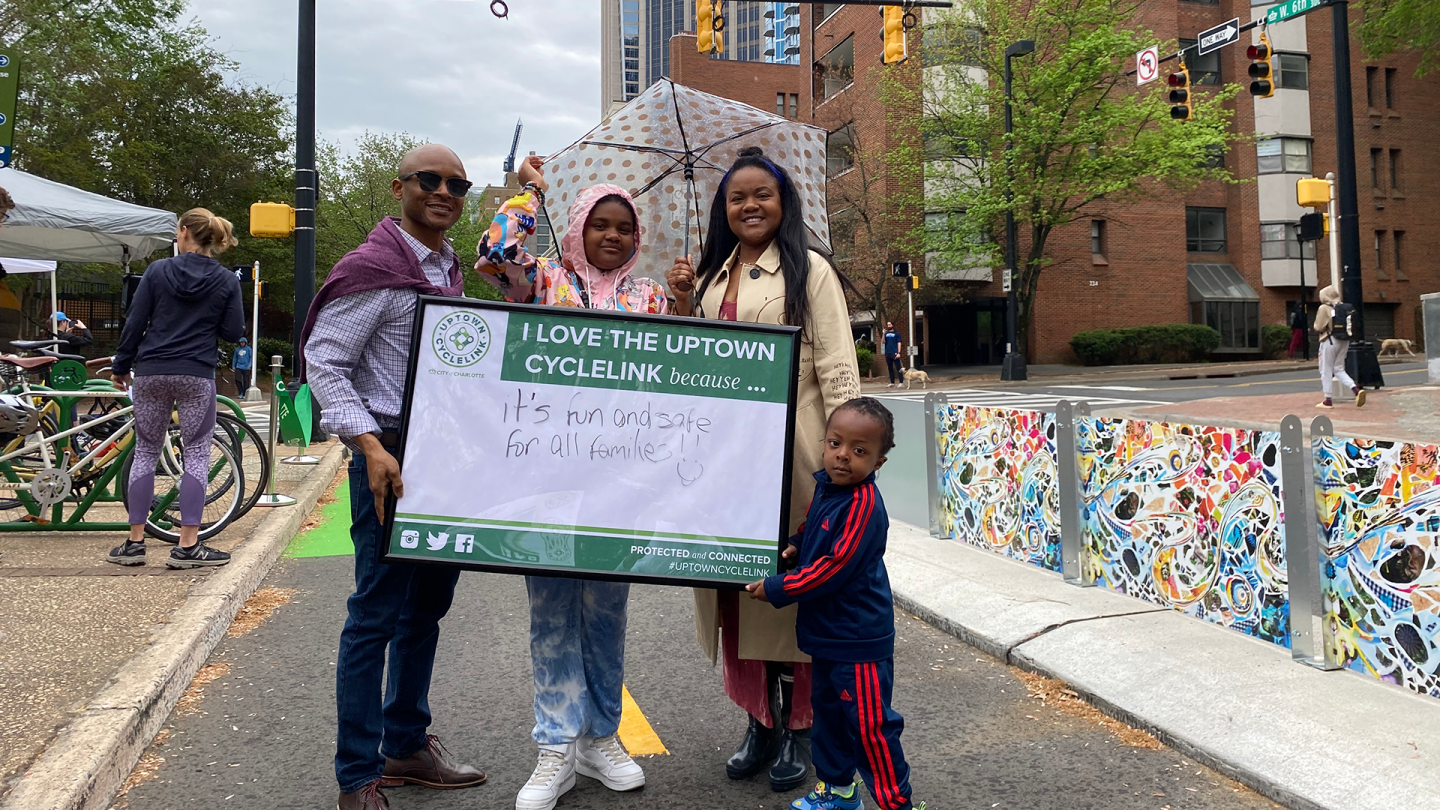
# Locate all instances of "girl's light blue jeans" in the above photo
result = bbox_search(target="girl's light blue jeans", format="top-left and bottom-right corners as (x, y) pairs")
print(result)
(525, 576), (630, 745)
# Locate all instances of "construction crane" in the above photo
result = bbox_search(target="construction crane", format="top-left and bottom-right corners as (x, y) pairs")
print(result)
(502, 119), (523, 174)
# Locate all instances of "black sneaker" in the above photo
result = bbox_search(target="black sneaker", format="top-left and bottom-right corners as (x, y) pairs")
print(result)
(166, 542), (231, 569)
(106, 540), (146, 566)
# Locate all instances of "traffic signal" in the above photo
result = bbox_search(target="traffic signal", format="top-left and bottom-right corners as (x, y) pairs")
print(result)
(1298, 212), (1328, 242)
(1247, 33), (1275, 98)
(1296, 177), (1330, 208)
(249, 202), (295, 238)
(892, 261), (911, 277)
(697, 1), (724, 53)
(909, 275), (920, 291)
(1167, 67), (1191, 121)
(882, 5), (907, 64)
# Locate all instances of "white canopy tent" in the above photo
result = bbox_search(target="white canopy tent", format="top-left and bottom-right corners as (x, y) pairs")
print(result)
(0, 167), (177, 336)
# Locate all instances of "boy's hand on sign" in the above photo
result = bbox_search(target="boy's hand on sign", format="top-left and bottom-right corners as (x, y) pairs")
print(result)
(781, 543), (799, 571)
(745, 579), (770, 602)
(666, 256), (696, 315)
(357, 434), (403, 522)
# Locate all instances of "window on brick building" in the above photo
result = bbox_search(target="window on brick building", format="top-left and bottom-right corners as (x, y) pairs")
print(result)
(1188, 264), (1260, 351)
(1200, 143), (1226, 170)
(819, 3), (844, 24)
(1260, 223), (1314, 260)
(1181, 0), (1219, 5)
(1186, 207), (1226, 252)
(1370, 149), (1382, 189)
(815, 35), (854, 102)
(1390, 149), (1401, 191)
(1276, 54), (1308, 90)
(789, 93), (799, 118)
(1179, 39), (1220, 85)
(776, 93), (786, 116)
(1366, 67), (1378, 108)
(1256, 138), (1311, 174)
(923, 22), (985, 66)
(827, 124), (856, 176)
(1385, 67), (1397, 109)
(1375, 230), (1387, 279)
(1394, 231), (1407, 280)
(1090, 220), (1107, 262)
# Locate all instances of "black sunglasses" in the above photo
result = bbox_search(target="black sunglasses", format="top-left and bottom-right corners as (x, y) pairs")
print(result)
(399, 170), (473, 198)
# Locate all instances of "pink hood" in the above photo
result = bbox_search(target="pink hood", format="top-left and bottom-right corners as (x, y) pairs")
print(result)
(559, 184), (642, 307)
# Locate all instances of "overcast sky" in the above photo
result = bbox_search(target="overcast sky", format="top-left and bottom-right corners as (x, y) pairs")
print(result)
(186, 0), (602, 189)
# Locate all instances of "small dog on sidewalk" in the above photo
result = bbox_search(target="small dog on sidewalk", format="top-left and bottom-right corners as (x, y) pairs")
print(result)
(903, 368), (929, 389)
(1379, 338), (1416, 358)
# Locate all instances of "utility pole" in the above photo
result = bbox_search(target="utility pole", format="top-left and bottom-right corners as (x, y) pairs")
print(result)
(292, 0), (317, 376)
(1000, 39), (1035, 382)
(1329, 0), (1383, 388)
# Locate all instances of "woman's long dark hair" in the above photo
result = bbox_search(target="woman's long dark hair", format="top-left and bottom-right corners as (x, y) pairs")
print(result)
(695, 147), (821, 337)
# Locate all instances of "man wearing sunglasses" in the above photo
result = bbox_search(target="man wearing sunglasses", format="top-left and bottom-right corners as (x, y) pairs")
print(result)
(303, 144), (485, 810)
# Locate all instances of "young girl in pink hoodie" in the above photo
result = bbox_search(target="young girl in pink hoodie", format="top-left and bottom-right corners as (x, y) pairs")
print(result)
(475, 157), (666, 314)
(473, 157), (664, 810)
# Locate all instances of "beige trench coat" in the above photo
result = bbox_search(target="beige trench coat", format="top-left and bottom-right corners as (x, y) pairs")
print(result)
(691, 243), (862, 663)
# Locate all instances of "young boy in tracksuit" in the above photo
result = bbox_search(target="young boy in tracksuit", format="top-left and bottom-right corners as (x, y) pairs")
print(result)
(747, 397), (923, 810)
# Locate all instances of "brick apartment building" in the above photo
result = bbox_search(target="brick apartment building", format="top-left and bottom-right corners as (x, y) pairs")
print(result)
(649, 1), (1437, 366)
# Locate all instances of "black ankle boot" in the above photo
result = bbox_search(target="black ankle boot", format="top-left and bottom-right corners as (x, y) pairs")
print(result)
(768, 664), (811, 791)
(726, 714), (778, 779)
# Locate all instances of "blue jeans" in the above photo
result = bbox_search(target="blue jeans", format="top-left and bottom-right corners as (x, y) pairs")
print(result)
(526, 576), (629, 745)
(335, 454), (461, 792)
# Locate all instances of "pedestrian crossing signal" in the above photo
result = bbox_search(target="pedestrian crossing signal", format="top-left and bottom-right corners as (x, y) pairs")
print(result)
(1167, 68), (1192, 121)
(1247, 34), (1275, 98)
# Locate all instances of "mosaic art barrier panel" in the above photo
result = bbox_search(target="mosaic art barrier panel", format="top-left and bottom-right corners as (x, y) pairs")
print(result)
(934, 405), (1061, 571)
(1314, 437), (1440, 698)
(1077, 417), (1290, 646)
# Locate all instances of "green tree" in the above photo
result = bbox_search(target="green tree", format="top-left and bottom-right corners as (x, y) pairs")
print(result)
(901, 0), (1239, 349)
(1356, 0), (1440, 75)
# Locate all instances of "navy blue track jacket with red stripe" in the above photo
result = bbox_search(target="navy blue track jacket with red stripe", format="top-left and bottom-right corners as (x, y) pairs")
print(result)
(762, 470), (894, 662)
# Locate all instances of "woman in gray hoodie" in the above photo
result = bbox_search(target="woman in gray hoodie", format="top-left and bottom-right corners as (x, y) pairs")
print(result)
(107, 208), (245, 569)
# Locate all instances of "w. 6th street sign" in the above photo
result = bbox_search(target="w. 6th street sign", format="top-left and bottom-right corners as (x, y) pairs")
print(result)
(1266, 0), (1329, 25)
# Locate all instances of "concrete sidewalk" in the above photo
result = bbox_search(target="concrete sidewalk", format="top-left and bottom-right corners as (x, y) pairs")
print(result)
(0, 442), (346, 810)
(1108, 383), (1440, 444)
(886, 520), (1440, 810)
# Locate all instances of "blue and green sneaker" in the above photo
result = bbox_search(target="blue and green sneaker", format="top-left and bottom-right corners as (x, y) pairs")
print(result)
(790, 781), (863, 810)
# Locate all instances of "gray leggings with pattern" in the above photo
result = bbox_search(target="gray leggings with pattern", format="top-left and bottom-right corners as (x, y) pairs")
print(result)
(128, 374), (216, 527)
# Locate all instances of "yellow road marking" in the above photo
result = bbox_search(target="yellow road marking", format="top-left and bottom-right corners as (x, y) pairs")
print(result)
(618, 685), (669, 756)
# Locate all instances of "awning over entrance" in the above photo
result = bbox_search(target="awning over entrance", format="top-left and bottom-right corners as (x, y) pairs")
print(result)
(1187, 263), (1260, 303)
(1187, 264), (1261, 352)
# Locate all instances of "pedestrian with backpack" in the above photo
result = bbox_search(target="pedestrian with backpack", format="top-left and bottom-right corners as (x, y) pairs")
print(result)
(1314, 285), (1365, 409)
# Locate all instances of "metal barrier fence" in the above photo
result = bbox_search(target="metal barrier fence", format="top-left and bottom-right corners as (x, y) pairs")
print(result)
(922, 392), (1440, 700)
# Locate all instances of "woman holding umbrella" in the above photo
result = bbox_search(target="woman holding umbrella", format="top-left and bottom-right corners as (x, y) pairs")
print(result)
(667, 146), (862, 792)
(474, 156), (664, 810)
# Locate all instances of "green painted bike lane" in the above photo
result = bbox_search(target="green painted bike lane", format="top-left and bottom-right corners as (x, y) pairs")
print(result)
(283, 480), (355, 558)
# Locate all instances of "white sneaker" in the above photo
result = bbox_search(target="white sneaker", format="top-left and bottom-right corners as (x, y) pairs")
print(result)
(575, 734), (646, 791)
(516, 747), (575, 810)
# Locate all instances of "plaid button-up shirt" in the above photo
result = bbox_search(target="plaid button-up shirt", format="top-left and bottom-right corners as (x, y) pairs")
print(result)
(305, 227), (457, 442)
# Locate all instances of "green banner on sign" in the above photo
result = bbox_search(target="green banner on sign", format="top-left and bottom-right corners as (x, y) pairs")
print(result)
(1265, 0), (1327, 25)
(0, 49), (18, 168)
(385, 298), (801, 587)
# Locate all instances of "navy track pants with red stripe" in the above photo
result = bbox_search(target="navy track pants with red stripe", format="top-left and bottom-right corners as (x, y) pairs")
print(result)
(812, 658), (913, 810)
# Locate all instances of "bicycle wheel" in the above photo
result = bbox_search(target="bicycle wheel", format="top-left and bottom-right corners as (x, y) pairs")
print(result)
(214, 413), (269, 519)
(119, 429), (243, 543)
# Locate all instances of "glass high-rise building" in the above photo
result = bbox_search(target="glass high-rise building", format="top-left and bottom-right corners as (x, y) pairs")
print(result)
(601, 0), (801, 115)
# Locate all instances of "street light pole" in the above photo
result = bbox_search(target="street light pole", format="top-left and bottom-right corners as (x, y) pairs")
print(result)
(1329, 0), (1383, 388)
(1001, 39), (1034, 382)
(292, 0), (317, 377)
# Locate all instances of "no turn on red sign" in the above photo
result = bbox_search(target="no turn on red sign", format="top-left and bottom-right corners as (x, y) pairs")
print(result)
(1136, 46), (1159, 85)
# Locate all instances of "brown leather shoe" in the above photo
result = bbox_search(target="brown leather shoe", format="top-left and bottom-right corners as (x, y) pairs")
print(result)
(337, 778), (389, 810)
(381, 734), (487, 789)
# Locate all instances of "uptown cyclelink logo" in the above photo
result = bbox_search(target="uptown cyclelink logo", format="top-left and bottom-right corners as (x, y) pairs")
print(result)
(431, 311), (491, 367)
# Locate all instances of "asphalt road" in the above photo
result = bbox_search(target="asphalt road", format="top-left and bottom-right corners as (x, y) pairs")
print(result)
(872, 361), (1428, 411)
(116, 553), (1283, 810)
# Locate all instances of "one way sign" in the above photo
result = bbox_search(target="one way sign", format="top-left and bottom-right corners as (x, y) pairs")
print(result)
(1197, 17), (1240, 55)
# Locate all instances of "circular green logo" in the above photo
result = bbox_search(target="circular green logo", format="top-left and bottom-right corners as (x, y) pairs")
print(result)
(432, 311), (491, 367)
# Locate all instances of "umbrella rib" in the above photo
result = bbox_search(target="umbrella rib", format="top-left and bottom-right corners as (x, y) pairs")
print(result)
(578, 141), (691, 157)
(692, 123), (779, 159)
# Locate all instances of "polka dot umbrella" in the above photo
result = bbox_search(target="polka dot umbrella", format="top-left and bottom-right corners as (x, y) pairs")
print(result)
(541, 79), (829, 289)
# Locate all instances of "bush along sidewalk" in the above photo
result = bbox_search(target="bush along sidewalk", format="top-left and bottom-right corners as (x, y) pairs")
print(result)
(1069, 324), (1221, 366)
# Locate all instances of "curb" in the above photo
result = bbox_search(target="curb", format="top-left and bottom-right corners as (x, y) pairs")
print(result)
(1, 443), (347, 810)
(889, 587), (1328, 810)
